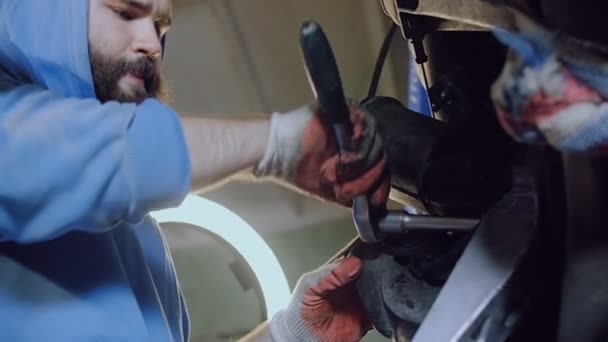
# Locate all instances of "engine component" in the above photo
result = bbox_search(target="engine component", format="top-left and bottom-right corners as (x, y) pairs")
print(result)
(411, 165), (538, 342)
(349, 158), (540, 341)
(349, 243), (442, 338)
(363, 96), (515, 217)
(299, 20), (487, 244)
(353, 188), (478, 243)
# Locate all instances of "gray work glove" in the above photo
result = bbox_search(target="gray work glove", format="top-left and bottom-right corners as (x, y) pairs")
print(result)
(269, 257), (371, 342)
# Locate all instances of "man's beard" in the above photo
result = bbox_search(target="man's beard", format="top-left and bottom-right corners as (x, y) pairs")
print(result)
(89, 49), (171, 104)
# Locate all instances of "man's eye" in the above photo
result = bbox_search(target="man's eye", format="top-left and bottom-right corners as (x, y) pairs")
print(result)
(114, 9), (135, 20)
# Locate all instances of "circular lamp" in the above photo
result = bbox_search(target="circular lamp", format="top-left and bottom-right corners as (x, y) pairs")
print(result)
(151, 194), (292, 319)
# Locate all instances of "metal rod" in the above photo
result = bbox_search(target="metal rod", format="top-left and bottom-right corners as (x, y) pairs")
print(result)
(378, 212), (478, 234)
(402, 215), (479, 232)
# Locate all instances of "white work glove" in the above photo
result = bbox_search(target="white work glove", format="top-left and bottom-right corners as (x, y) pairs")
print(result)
(269, 257), (371, 342)
(254, 101), (390, 208)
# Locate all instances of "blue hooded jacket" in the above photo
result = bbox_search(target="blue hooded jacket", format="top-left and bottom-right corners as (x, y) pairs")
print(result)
(0, 0), (192, 340)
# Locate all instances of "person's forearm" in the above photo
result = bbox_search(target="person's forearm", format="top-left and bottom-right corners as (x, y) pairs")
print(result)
(180, 115), (270, 192)
(239, 322), (273, 342)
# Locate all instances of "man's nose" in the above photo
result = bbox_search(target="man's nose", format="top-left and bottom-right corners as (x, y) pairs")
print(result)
(130, 19), (162, 61)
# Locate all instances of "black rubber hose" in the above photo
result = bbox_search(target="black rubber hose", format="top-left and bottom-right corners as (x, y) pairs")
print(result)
(365, 23), (398, 102)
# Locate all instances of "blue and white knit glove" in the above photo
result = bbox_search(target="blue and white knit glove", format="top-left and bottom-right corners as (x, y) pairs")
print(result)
(491, 12), (608, 152)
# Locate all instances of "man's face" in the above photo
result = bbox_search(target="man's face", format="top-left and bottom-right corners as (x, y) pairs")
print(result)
(88, 0), (172, 103)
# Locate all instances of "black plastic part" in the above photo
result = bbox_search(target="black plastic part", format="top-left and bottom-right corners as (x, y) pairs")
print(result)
(506, 148), (565, 342)
(350, 244), (399, 337)
(540, 0), (608, 48)
(349, 243), (441, 339)
(399, 13), (431, 65)
(417, 31), (518, 215)
(362, 96), (516, 217)
(557, 154), (608, 342)
(362, 96), (446, 196)
(422, 31), (508, 124)
(299, 21), (352, 151)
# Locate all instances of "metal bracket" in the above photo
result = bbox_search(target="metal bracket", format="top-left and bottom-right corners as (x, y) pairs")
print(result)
(410, 168), (538, 341)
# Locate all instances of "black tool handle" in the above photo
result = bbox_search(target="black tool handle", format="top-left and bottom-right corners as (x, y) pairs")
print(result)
(300, 20), (379, 243)
(299, 20), (352, 151)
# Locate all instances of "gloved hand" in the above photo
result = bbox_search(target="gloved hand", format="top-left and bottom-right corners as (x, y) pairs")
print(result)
(269, 257), (371, 342)
(254, 100), (390, 207)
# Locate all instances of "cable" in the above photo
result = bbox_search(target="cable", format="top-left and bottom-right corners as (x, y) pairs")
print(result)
(365, 23), (398, 102)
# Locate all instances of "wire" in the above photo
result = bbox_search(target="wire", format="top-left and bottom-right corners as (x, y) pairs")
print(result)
(365, 23), (399, 102)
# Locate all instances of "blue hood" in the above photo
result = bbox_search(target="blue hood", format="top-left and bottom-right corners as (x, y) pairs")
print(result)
(0, 2), (191, 340)
(0, 0), (95, 98)
(0, 0), (191, 244)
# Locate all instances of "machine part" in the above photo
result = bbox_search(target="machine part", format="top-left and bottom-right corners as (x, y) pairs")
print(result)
(350, 244), (400, 337)
(421, 31), (509, 123)
(540, 0), (608, 48)
(382, 257), (443, 324)
(380, 0), (516, 31)
(380, 211), (478, 234)
(408, 234), (471, 286)
(299, 21), (509, 244)
(398, 12), (432, 118)
(361, 96), (447, 196)
(353, 197), (386, 243)
(353, 193), (478, 243)
(376, 8), (520, 215)
(399, 13), (429, 65)
(416, 31), (517, 215)
(349, 243), (441, 338)
(394, 320), (417, 342)
(389, 188), (427, 213)
(411, 166), (538, 342)
(504, 148), (564, 341)
(365, 28), (518, 218)
(427, 69), (470, 116)
(557, 154), (608, 342)
(297, 21), (476, 243)
(364, 96), (513, 217)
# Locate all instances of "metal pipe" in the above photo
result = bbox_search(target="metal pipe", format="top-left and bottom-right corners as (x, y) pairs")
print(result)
(378, 212), (478, 234)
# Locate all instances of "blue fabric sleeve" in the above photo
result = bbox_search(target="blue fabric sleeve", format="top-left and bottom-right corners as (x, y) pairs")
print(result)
(0, 84), (191, 243)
